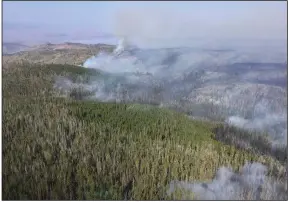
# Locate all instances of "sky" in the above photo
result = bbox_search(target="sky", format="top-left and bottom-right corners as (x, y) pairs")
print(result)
(3, 1), (287, 45)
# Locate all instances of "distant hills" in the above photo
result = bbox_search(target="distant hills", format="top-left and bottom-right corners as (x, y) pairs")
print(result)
(3, 42), (31, 54)
(3, 42), (115, 67)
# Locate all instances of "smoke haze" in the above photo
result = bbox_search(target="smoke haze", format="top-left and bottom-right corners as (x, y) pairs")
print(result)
(49, 1), (287, 164)
(167, 162), (287, 200)
(4, 2), (287, 200)
(112, 3), (287, 49)
(53, 38), (287, 147)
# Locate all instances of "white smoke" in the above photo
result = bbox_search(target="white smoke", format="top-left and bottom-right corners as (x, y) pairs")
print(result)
(167, 162), (287, 200)
(113, 38), (126, 55)
(112, 4), (287, 49)
(55, 35), (287, 146)
(226, 115), (287, 144)
(226, 98), (287, 145)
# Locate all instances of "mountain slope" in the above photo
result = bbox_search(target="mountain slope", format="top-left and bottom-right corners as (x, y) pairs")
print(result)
(3, 63), (286, 200)
(3, 42), (115, 68)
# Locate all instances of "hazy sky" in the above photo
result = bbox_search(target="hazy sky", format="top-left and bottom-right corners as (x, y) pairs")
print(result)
(3, 1), (287, 44)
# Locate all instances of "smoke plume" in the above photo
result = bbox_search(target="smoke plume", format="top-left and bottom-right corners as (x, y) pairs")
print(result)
(112, 4), (287, 49)
(77, 39), (287, 142)
(51, 5), (287, 200)
(167, 162), (287, 200)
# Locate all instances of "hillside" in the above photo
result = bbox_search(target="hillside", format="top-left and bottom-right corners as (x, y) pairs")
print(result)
(3, 62), (287, 200)
(3, 42), (31, 54)
(3, 42), (115, 68)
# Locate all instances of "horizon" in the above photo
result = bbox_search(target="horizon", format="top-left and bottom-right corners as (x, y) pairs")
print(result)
(3, 1), (287, 46)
